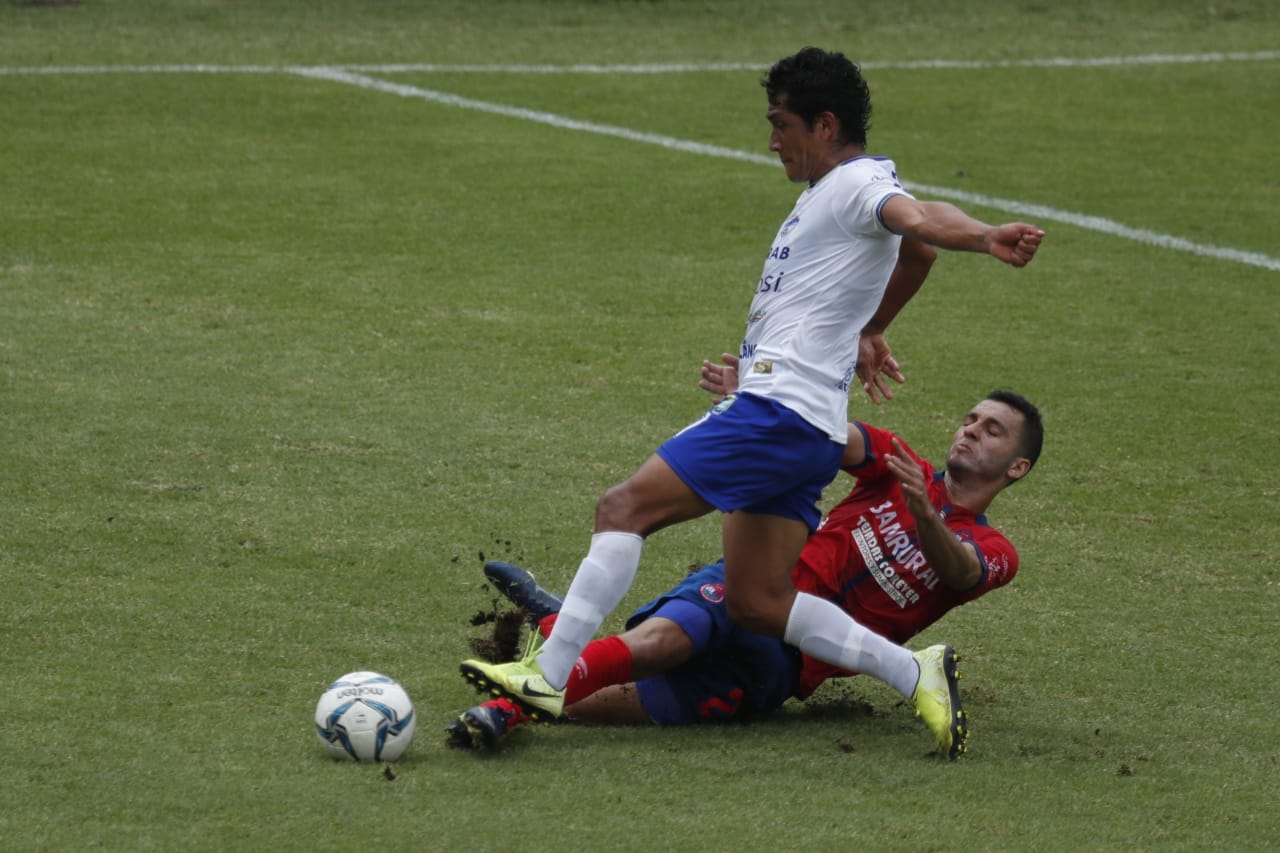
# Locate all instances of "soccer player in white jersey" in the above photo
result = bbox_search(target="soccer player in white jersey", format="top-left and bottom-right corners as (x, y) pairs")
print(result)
(449, 386), (1044, 759)
(460, 47), (1045, 729)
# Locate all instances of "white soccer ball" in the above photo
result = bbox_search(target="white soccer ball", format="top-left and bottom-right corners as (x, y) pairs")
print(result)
(314, 671), (417, 762)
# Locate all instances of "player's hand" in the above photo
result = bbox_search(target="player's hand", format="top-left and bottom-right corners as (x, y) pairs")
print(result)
(856, 332), (904, 405)
(699, 353), (739, 401)
(886, 438), (931, 516)
(986, 223), (1045, 267)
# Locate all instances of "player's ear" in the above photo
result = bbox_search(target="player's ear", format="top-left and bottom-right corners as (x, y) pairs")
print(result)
(815, 111), (839, 140)
(1005, 457), (1031, 483)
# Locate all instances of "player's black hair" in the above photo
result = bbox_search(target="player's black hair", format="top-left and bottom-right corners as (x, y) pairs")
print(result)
(762, 46), (872, 147)
(986, 390), (1044, 475)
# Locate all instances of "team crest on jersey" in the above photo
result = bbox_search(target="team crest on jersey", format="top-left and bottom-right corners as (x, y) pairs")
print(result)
(711, 394), (738, 415)
(780, 215), (800, 235)
(699, 583), (725, 604)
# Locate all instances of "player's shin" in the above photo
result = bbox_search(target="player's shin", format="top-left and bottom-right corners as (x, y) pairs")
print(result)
(783, 592), (918, 697)
(537, 531), (643, 688)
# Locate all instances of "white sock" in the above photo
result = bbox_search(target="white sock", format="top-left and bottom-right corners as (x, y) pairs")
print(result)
(536, 531), (644, 689)
(783, 592), (919, 698)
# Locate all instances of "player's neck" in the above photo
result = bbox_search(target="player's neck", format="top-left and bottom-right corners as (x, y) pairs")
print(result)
(941, 471), (996, 515)
(810, 144), (866, 185)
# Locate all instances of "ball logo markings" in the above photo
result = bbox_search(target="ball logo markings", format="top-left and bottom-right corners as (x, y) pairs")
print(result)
(315, 671), (416, 762)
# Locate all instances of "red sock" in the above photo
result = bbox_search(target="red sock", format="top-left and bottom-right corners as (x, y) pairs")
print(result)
(481, 696), (531, 729)
(563, 635), (633, 707)
(537, 613), (557, 638)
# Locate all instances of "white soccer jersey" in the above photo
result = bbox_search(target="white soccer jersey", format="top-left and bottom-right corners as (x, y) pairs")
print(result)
(737, 156), (910, 442)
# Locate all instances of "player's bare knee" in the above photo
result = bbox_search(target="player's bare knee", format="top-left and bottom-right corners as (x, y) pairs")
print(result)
(724, 590), (785, 637)
(594, 483), (637, 531)
(619, 619), (693, 674)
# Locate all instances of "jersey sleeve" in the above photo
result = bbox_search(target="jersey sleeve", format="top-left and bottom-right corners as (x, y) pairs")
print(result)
(842, 422), (927, 479)
(954, 527), (1019, 602)
(834, 165), (912, 236)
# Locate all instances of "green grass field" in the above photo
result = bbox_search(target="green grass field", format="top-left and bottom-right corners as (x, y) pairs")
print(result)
(2, 1), (1278, 849)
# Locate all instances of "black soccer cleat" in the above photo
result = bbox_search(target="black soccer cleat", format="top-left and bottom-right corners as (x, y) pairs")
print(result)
(445, 703), (519, 750)
(483, 561), (564, 625)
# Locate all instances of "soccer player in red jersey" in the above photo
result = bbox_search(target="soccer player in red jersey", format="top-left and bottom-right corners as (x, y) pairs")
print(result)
(450, 371), (1043, 759)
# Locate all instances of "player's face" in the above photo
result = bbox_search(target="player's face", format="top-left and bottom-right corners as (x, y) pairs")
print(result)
(766, 97), (828, 184)
(946, 400), (1028, 483)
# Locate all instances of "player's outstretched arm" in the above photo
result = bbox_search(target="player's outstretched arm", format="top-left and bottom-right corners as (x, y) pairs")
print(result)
(982, 221), (1045, 267)
(880, 196), (1044, 268)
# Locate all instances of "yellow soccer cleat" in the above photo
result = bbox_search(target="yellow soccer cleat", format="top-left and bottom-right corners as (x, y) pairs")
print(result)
(459, 633), (565, 722)
(910, 644), (968, 759)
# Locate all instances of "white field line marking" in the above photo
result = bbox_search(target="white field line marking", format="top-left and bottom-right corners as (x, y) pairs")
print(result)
(4, 57), (1276, 270)
(293, 66), (1280, 272)
(289, 66), (770, 164)
(347, 50), (1280, 72)
(3, 50), (1278, 76)
(0, 63), (281, 75)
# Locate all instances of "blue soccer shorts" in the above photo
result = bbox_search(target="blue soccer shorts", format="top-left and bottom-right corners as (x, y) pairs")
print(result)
(656, 392), (843, 533)
(627, 561), (802, 725)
